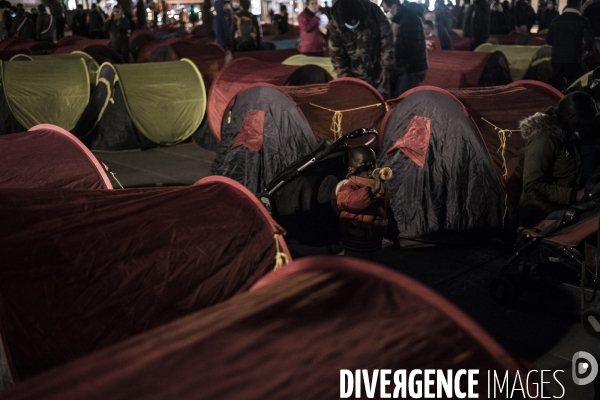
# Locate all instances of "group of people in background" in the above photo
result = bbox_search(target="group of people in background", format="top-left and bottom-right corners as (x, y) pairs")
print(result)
(0, 0), (65, 41)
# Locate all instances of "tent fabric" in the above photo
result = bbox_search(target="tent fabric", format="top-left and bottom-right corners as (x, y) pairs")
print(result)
(569, 70), (594, 90)
(386, 115), (431, 168)
(12, 53), (100, 87)
(0, 49), (30, 61)
(0, 38), (55, 54)
(208, 57), (331, 140)
(475, 43), (542, 81)
(0, 176), (289, 381)
(0, 58), (90, 133)
(380, 89), (506, 238)
(0, 256), (531, 400)
(282, 54), (338, 78)
(53, 42), (124, 64)
(0, 124), (112, 189)
(170, 42), (227, 89)
(211, 85), (318, 194)
(113, 59), (206, 145)
(129, 31), (157, 59)
(490, 32), (547, 45)
(135, 37), (183, 62)
(281, 78), (387, 148)
(422, 50), (512, 88)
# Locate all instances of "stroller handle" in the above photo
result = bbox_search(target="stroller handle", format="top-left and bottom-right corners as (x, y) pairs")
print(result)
(345, 128), (379, 146)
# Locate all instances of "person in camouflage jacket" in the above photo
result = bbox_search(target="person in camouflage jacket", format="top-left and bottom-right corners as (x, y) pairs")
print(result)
(328, 0), (394, 95)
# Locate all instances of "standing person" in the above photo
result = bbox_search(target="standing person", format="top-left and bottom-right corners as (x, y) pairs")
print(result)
(72, 5), (88, 37)
(103, 5), (130, 62)
(328, 0), (394, 96)
(231, 0), (260, 51)
(547, 0), (594, 90)
(29, 6), (38, 25)
(538, 0), (558, 30)
(88, 3), (105, 38)
(49, 0), (65, 40)
(381, 0), (428, 96)
(274, 4), (288, 34)
(490, 1), (510, 33)
(582, 0), (600, 51)
(10, 6), (34, 38)
(161, 0), (168, 25)
(298, 0), (326, 56)
(424, 10), (452, 49)
(36, 4), (54, 42)
(135, 0), (147, 29)
(213, 0), (232, 49)
(466, 0), (490, 50)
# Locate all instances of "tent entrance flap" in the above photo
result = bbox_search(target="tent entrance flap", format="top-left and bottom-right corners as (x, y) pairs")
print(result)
(114, 59), (206, 145)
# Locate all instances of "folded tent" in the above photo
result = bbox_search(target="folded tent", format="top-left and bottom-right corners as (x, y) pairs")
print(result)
(379, 82), (562, 239)
(211, 84), (318, 194)
(0, 256), (532, 399)
(80, 59), (207, 150)
(0, 176), (289, 382)
(0, 58), (90, 135)
(0, 124), (112, 189)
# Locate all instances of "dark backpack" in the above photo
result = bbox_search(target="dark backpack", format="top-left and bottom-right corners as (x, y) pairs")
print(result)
(236, 14), (257, 49)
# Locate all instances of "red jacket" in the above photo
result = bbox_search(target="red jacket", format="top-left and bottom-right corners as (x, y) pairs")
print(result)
(336, 176), (397, 251)
(298, 9), (326, 54)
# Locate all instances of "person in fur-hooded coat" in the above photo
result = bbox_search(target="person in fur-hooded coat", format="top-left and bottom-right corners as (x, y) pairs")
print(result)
(518, 112), (582, 227)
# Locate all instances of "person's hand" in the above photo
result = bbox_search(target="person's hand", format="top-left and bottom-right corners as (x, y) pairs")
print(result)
(316, 10), (322, 17)
(576, 189), (586, 201)
(371, 168), (382, 195)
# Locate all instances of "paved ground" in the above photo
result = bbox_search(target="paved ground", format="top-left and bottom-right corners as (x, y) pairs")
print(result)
(95, 143), (600, 399)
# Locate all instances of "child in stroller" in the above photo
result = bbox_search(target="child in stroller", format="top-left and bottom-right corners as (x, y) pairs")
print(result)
(257, 128), (381, 249)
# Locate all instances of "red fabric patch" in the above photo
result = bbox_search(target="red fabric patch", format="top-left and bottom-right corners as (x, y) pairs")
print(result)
(232, 110), (265, 152)
(386, 116), (431, 169)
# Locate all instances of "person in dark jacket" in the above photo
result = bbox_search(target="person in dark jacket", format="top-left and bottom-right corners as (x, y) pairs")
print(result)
(135, 0), (147, 29)
(466, 0), (490, 50)
(36, 4), (54, 42)
(10, 6), (34, 39)
(490, 1), (511, 34)
(547, 0), (594, 90)
(381, 0), (427, 96)
(518, 92), (597, 227)
(213, 0), (232, 49)
(88, 3), (105, 38)
(424, 10), (452, 49)
(274, 4), (288, 34)
(103, 5), (130, 62)
(538, 0), (558, 30)
(328, 0), (394, 95)
(582, 0), (600, 51)
(49, 0), (65, 40)
(231, 0), (261, 51)
(72, 5), (88, 37)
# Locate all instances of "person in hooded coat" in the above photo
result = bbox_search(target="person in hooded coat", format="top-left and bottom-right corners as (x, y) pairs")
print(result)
(518, 92), (598, 227)
(10, 6), (35, 39)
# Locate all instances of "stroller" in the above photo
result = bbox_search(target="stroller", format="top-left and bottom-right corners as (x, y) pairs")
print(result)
(257, 128), (379, 248)
(490, 188), (600, 337)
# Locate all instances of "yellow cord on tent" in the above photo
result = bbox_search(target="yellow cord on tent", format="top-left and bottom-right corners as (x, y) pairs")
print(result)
(480, 117), (520, 228)
(273, 233), (289, 270)
(110, 171), (124, 189)
(308, 103), (387, 140)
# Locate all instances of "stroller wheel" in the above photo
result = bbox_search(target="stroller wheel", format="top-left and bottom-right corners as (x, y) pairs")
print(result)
(581, 308), (600, 338)
(489, 277), (517, 305)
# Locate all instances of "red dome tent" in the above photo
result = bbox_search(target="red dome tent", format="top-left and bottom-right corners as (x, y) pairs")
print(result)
(0, 256), (531, 399)
(53, 40), (123, 64)
(422, 50), (512, 89)
(282, 77), (388, 149)
(378, 81), (562, 238)
(135, 37), (184, 62)
(170, 42), (228, 89)
(0, 124), (112, 189)
(0, 38), (55, 54)
(129, 30), (158, 59)
(0, 176), (290, 382)
(207, 57), (332, 140)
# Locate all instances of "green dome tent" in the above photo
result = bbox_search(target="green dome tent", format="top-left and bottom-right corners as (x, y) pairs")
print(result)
(282, 55), (338, 78)
(0, 58), (90, 135)
(80, 59), (207, 150)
